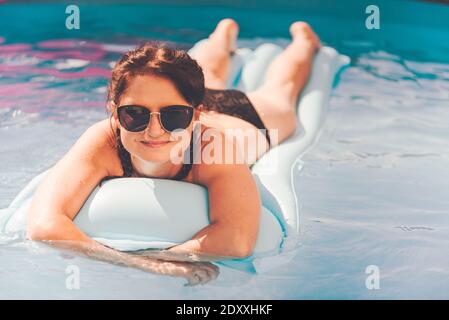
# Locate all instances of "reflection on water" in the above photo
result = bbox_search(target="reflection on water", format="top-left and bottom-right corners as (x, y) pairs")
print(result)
(1, 2), (449, 299)
(0, 40), (111, 115)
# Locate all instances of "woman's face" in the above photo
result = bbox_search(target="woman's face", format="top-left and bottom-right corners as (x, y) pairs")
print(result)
(114, 74), (197, 165)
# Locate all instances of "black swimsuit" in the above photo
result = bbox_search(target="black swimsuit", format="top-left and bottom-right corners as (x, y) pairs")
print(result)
(104, 88), (270, 184)
(202, 88), (271, 145)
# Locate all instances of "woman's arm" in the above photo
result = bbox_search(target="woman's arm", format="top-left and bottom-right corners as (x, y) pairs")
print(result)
(46, 237), (218, 286)
(26, 122), (112, 241)
(168, 141), (261, 259)
(27, 120), (218, 285)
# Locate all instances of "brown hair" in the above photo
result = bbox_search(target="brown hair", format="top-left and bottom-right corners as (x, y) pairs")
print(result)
(105, 41), (205, 180)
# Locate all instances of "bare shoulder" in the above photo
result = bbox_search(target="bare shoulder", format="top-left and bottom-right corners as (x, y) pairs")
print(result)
(189, 124), (252, 186)
(79, 118), (123, 176)
(26, 118), (123, 224)
(88, 118), (117, 146)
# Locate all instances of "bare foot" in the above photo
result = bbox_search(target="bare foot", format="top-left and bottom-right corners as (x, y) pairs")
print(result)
(289, 22), (321, 54)
(192, 18), (239, 88)
(208, 18), (239, 54)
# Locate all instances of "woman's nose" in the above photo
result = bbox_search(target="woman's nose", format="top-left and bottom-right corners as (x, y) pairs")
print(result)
(144, 113), (165, 137)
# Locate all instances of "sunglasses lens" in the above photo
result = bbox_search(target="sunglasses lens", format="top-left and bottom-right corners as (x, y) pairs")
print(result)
(160, 106), (194, 132)
(118, 106), (150, 132)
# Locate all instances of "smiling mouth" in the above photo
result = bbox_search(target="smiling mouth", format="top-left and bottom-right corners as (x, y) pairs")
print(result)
(140, 140), (170, 148)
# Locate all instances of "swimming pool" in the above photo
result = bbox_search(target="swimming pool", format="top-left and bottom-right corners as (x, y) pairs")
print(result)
(1, 0), (448, 299)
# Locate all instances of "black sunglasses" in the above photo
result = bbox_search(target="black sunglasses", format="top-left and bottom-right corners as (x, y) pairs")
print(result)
(117, 104), (194, 133)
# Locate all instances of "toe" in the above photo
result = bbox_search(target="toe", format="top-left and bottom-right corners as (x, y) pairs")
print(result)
(216, 18), (239, 34)
(289, 21), (310, 37)
(209, 18), (239, 53)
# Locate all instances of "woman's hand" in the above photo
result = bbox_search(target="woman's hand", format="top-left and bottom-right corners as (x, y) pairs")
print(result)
(49, 240), (220, 286)
(131, 249), (221, 285)
(130, 253), (219, 286)
(147, 260), (220, 286)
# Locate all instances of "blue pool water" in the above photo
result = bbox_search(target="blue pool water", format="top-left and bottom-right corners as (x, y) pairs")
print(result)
(1, 1), (449, 299)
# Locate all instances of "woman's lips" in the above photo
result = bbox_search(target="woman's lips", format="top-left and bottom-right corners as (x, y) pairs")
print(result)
(140, 140), (170, 148)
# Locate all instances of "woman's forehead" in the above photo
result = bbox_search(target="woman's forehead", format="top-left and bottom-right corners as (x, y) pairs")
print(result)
(120, 74), (188, 108)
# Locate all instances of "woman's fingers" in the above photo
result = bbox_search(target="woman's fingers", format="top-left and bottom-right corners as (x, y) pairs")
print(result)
(184, 262), (220, 286)
(198, 262), (220, 281)
(186, 268), (209, 286)
(135, 251), (221, 286)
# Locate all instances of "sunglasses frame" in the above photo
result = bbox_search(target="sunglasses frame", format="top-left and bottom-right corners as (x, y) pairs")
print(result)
(116, 104), (195, 133)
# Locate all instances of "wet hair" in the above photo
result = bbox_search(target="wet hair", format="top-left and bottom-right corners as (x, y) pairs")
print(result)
(105, 41), (205, 180)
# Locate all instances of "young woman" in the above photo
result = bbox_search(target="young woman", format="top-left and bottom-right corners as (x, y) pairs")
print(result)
(26, 19), (320, 285)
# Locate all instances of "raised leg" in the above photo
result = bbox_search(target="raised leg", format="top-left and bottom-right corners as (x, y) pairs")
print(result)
(189, 18), (239, 90)
(247, 22), (321, 144)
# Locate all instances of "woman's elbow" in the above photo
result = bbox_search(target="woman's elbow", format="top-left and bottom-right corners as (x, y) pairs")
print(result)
(27, 218), (60, 241)
(27, 225), (52, 241)
(231, 237), (256, 259)
(233, 247), (253, 259)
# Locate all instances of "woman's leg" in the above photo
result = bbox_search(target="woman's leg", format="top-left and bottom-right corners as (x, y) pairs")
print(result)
(190, 18), (239, 89)
(247, 22), (320, 145)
